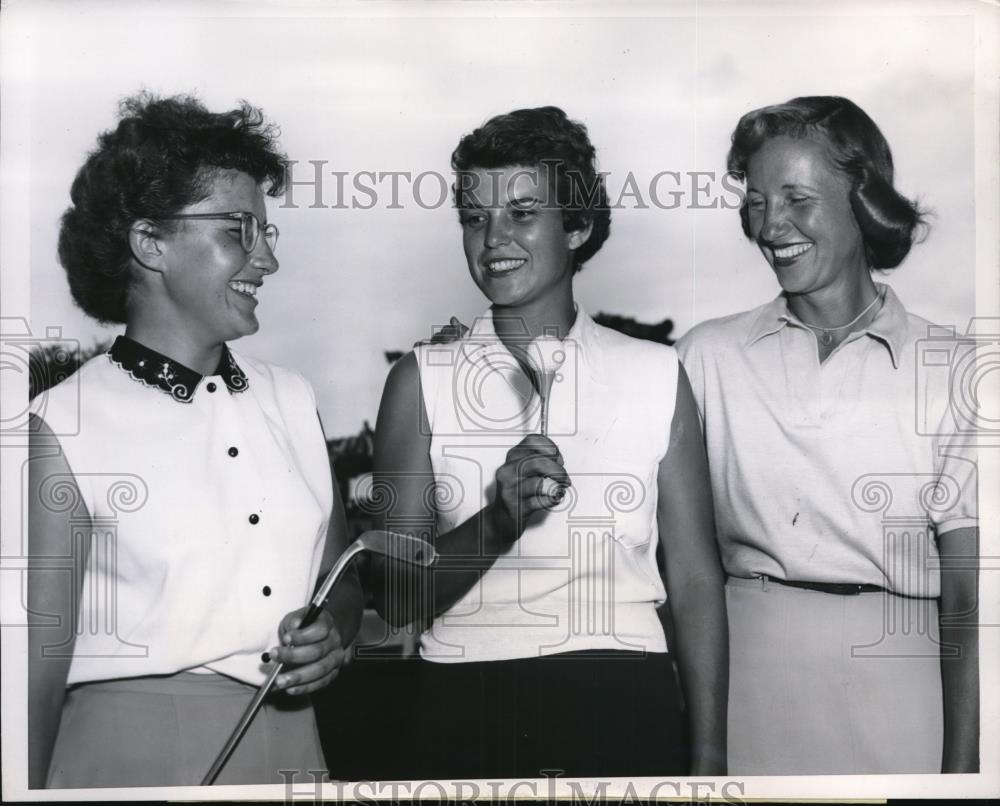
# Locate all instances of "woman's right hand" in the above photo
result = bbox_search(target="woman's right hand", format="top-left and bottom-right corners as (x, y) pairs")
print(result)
(374, 355), (571, 622)
(489, 434), (571, 542)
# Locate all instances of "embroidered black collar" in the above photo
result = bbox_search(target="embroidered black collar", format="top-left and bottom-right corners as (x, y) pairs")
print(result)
(108, 336), (249, 403)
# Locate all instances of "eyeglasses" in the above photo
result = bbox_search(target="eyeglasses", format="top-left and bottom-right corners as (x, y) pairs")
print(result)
(161, 211), (279, 254)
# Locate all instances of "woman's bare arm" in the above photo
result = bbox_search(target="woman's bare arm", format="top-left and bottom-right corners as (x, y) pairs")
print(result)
(938, 525), (979, 773)
(657, 365), (728, 775)
(369, 352), (568, 627)
(27, 415), (91, 788)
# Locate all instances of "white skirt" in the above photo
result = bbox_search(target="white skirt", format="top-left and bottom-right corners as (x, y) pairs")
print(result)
(726, 576), (943, 774)
(46, 671), (327, 788)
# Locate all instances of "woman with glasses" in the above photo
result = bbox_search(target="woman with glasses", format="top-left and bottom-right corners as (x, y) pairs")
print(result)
(27, 93), (363, 788)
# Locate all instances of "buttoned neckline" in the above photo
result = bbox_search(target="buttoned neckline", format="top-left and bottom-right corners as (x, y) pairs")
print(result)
(108, 335), (250, 403)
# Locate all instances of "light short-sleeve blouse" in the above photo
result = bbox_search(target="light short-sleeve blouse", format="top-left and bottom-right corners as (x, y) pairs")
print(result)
(677, 284), (978, 598)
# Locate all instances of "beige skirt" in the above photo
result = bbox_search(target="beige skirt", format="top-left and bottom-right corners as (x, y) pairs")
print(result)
(46, 671), (328, 789)
(726, 576), (943, 775)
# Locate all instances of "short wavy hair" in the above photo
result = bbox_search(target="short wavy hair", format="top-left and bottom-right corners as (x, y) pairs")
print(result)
(451, 106), (611, 272)
(727, 96), (925, 270)
(58, 92), (287, 324)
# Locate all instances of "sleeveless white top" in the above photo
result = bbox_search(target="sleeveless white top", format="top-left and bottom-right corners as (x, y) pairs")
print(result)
(414, 307), (677, 662)
(32, 340), (331, 686)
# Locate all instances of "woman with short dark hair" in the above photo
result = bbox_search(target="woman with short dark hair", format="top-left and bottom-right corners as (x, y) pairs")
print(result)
(28, 93), (363, 788)
(678, 95), (979, 774)
(449, 105), (612, 271)
(372, 106), (727, 779)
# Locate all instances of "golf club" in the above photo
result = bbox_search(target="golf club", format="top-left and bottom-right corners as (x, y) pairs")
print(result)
(200, 530), (436, 785)
(528, 335), (566, 502)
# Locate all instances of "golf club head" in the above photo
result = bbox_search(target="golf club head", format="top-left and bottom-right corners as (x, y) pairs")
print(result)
(528, 335), (565, 376)
(355, 530), (437, 567)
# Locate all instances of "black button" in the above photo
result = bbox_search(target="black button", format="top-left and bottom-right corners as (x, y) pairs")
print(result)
(228, 447), (239, 457)
(262, 586), (271, 596)
(261, 652), (271, 663)
(249, 513), (260, 525)
(206, 382), (217, 393)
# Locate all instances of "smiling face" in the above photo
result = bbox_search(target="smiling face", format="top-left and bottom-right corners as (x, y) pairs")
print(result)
(458, 165), (590, 311)
(158, 169), (278, 345)
(745, 135), (868, 297)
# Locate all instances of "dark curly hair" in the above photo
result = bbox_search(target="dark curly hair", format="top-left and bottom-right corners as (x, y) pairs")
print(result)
(727, 96), (925, 270)
(58, 92), (287, 324)
(451, 106), (611, 272)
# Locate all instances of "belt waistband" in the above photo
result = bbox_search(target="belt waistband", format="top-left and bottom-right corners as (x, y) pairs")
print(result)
(761, 575), (884, 596)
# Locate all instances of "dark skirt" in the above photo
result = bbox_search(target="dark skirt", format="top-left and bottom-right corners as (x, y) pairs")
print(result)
(414, 650), (689, 779)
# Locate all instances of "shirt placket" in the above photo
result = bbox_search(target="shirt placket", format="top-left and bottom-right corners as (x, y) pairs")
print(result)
(782, 325), (824, 427)
(818, 333), (865, 424)
(202, 376), (280, 653)
(542, 341), (581, 439)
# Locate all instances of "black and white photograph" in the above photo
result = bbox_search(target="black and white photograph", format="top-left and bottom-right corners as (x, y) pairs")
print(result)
(1, 0), (997, 801)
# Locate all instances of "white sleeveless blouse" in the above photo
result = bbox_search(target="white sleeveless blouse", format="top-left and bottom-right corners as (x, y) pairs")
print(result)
(33, 343), (331, 686)
(414, 307), (677, 662)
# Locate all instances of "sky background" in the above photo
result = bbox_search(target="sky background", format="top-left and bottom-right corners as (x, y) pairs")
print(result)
(7, 0), (984, 436)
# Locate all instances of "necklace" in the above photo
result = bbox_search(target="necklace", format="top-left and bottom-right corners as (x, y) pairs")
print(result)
(794, 290), (883, 346)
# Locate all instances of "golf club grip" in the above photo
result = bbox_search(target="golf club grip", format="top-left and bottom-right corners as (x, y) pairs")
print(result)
(297, 601), (324, 631)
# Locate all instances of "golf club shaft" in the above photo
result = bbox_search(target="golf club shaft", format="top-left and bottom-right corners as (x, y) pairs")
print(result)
(200, 662), (283, 785)
(200, 548), (361, 785)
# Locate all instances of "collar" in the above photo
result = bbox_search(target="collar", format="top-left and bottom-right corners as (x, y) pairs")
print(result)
(462, 304), (603, 381)
(743, 282), (908, 368)
(108, 335), (249, 403)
